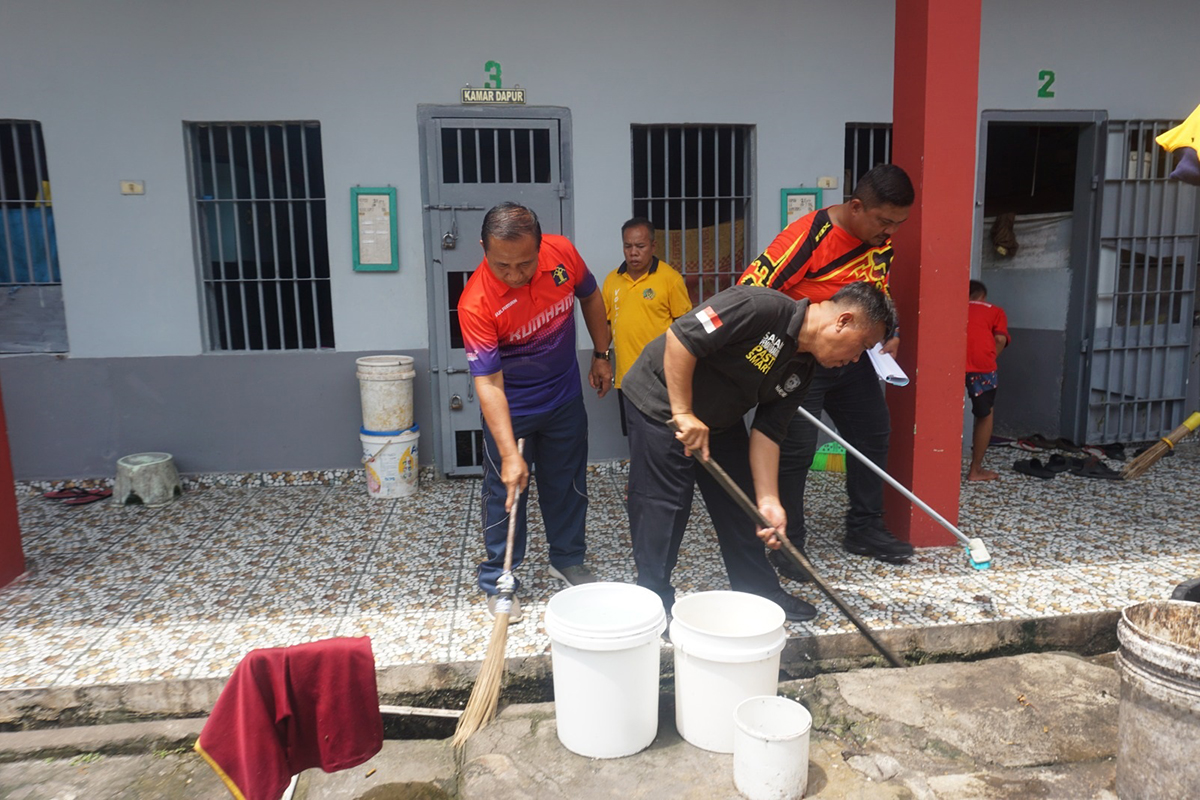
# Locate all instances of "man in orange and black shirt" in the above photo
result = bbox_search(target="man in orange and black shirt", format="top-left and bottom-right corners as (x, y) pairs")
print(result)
(738, 164), (916, 571)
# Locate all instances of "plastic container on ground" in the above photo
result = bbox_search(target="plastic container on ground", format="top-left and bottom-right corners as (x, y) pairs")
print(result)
(670, 591), (787, 753)
(360, 425), (419, 499)
(543, 583), (667, 759)
(1115, 600), (1200, 800)
(733, 695), (812, 800)
(356, 355), (416, 434)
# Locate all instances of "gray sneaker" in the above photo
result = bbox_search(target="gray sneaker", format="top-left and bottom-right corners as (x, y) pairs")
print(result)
(486, 593), (523, 624)
(548, 563), (598, 587)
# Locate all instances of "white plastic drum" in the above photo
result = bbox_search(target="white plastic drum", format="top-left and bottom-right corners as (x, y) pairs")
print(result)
(356, 355), (415, 434)
(670, 591), (787, 753)
(544, 583), (667, 758)
(360, 425), (419, 499)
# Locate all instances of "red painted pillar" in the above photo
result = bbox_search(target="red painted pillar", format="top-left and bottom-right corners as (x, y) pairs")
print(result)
(0, 376), (25, 587)
(886, 0), (981, 546)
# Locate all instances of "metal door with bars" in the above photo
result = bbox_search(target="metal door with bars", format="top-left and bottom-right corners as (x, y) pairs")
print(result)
(1090, 120), (1199, 442)
(418, 106), (573, 476)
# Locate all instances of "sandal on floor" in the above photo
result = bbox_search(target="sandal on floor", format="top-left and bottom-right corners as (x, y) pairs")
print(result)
(43, 487), (94, 500)
(1053, 437), (1083, 454)
(1045, 454), (1072, 473)
(1013, 458), (1056, 479)
(60, 489), (113, 506)
(1070, 457), (1122, 480)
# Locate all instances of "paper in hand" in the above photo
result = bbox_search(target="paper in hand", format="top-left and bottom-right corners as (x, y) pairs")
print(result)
(867, 343), (909, 386)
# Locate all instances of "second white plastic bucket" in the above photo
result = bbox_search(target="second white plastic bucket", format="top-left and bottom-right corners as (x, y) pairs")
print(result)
(360, 425), (419, 498)
(733, 695), (812, 800)
(544, 583), (667, 759)
(356, 355), (416, 434)
(670, 591), (786, 753)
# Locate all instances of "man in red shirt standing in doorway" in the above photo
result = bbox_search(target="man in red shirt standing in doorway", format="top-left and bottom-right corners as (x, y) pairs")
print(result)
(738, 164), (915, 578)
(458, 203), (613, 622)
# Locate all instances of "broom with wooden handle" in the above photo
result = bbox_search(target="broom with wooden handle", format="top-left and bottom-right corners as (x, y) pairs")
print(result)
(453, 439), (525, 748)
(667, 422), (903, 667)
(1122, 412), (1200, 480)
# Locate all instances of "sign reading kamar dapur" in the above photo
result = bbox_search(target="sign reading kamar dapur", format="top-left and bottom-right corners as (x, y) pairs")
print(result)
(461, 87), (526, 105)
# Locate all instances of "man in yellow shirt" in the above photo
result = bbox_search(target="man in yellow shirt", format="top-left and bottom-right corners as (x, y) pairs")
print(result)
(602, 218), (693, 432)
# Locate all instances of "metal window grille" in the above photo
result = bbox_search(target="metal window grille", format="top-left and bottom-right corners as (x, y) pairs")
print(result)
(0, 119), (67, 354)
(844, 123), (892, 201)
(440, 126), (553, 184)
(1092, 120), (1199, 441)
(631, 125), (754, 306)
(0, 120), (59, 287)
(187, 122), (334, 351)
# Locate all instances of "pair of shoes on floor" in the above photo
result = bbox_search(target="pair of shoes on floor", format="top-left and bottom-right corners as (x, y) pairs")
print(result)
(768, 548), (812, 583)
(486, 593), (523, 624)
(844, 527), (914, 563)
(548, 563), (599, 587)
(764, 590), (817, 622)
(42, 487), (112, 506)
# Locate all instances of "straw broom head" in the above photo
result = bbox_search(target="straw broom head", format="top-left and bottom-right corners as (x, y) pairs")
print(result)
(452, 610), (510, 747)
(453, 439), (524, 749)
(1122, 412), (1200, 479)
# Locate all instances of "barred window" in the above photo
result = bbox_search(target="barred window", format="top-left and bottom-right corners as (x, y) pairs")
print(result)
(631, 125), (755, 306)
(844, 123), (892, 201)
(0, 120), (67, 353)
(187, 122), (334, 351)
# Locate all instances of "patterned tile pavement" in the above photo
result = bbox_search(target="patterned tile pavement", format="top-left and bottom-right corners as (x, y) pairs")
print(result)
(1, 442), (1197, 690)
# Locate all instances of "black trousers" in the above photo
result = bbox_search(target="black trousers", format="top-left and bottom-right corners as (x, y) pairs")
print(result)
(624, 396), (783, 612)
(778, 357), (890, 548)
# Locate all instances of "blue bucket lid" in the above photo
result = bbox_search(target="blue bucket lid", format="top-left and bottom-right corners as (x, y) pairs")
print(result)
(360, 423), (419, 436)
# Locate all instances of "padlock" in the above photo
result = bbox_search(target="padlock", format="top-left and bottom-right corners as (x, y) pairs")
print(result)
(442, 231), (457, 250)
(450, 394), (463, 411)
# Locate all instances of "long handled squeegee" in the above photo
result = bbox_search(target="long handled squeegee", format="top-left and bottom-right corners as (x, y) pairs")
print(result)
(794, 405), (992, 570)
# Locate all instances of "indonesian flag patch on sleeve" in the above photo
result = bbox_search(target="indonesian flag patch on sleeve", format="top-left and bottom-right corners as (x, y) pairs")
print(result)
(696, 306), (723, 334)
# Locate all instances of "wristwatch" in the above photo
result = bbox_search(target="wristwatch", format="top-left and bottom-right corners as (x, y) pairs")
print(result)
(593, 350), (610, 361)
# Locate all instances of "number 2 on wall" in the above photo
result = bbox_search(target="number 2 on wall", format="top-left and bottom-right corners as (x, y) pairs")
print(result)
(1037, 69), (1055, 98)
(485, 61), (502, 90)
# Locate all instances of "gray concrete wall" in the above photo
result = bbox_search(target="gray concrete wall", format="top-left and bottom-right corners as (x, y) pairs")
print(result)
(2, 0), (1198, 477)
(0, 351), (433, 479)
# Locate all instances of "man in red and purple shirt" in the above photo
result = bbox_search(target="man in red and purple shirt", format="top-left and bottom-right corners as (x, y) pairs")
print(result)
(458, 203), (612, 621)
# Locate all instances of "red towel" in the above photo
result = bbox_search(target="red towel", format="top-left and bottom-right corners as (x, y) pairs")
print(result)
(195, 636), (383, 800)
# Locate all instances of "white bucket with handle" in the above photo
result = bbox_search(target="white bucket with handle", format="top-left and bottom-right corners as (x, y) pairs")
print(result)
(360, 425), (418, 499)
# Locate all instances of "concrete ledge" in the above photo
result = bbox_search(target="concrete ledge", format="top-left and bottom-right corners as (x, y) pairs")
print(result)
(0, 612), (1120, 729)
(0, 718), (204, 763)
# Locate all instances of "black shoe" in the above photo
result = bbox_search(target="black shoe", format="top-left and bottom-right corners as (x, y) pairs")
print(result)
(768, 548), (812, 583)
(844, 527), (914, 563)
(766, 591), (817, 622)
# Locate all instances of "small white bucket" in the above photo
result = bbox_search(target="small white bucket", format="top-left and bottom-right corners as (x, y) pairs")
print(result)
(356, 355), (416, 434)
(544, 583), (667, 758)
(670, 591), (786, 753)
(360, 425), (419, 499)
(734, 696), (812, 800)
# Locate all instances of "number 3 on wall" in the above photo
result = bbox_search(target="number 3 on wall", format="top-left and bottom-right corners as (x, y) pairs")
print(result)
(1037, 69), (1055, 98)
(485, 61), (502, 90)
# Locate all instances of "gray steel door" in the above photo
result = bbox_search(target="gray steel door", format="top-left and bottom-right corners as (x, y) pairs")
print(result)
(418, 107), (572, 476)
(1090, 120), (1200, 442)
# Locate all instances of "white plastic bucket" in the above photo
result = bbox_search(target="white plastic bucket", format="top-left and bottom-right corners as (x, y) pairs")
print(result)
(356, 355), (416, 434)
(360, 425), (419, 499)
(544, 583), (667, 758)
(670, 591), (787, 753)
(733, 696), (812, 800)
